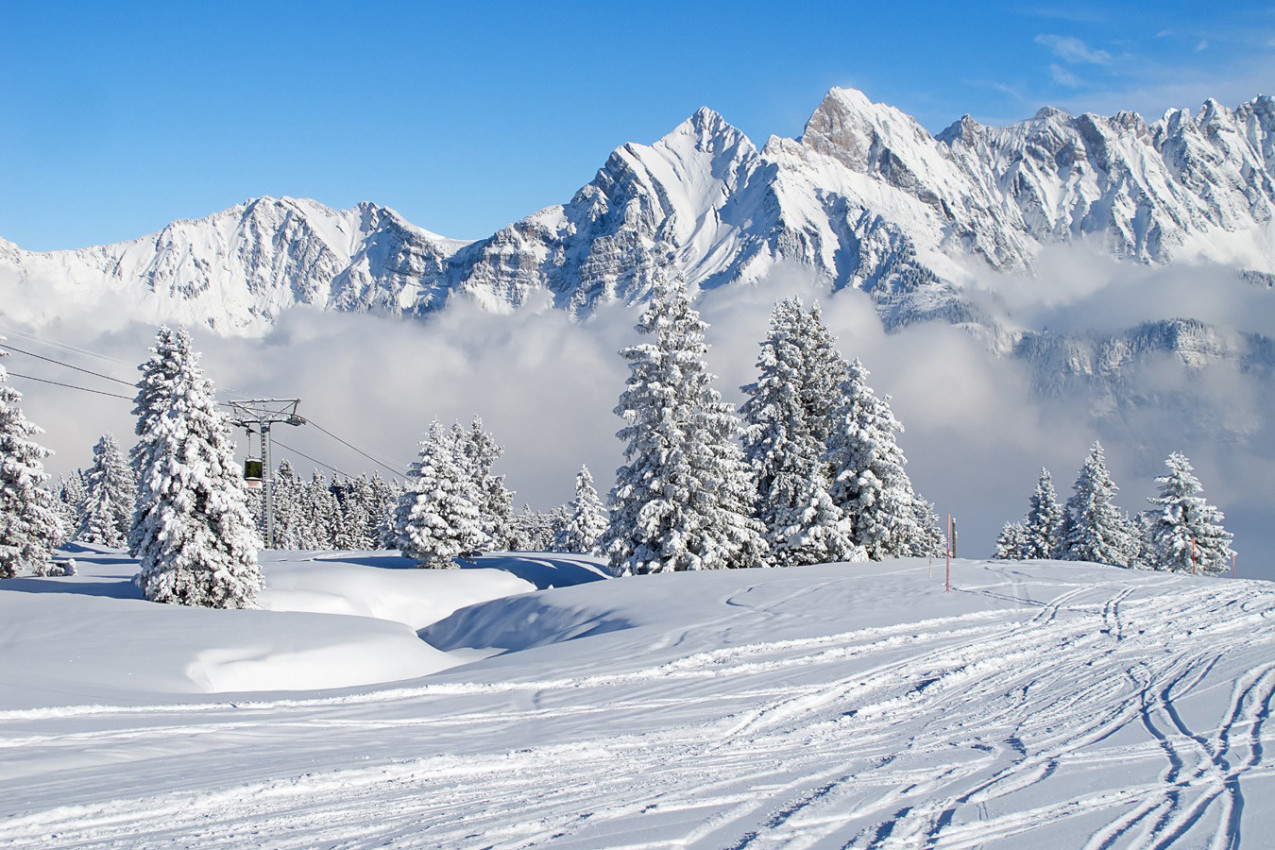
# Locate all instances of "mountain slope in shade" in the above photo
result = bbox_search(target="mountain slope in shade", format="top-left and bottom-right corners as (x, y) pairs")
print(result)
(1, 88), (1273, 335)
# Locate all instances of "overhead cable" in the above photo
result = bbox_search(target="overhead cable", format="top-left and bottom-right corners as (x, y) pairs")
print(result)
(1, 342), (136, 386)
(5, 372), (135, 401)
(303, 416), (407, 479)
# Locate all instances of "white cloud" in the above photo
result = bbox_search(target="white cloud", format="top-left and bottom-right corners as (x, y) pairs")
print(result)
(4, 249), (1273, 573)
(1050, 63), (1082, 87)
(1035, 34), (1112, 65)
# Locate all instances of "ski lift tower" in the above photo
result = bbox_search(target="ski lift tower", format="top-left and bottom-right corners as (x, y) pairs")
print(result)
(228, 399), (304, 549)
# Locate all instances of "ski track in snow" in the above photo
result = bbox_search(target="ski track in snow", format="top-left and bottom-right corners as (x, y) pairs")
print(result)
(3, 563), (1275, 848)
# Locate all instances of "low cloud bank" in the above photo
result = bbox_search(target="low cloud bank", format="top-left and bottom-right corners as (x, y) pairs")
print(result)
(5, 247), (1273, 576)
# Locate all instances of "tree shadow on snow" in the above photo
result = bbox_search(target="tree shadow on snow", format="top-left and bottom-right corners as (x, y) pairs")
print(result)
(466, 553), (614, 590)
(2, 574), (144, 600)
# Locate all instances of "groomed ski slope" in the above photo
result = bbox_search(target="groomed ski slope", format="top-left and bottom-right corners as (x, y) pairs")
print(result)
(2, 550), (1273, 848)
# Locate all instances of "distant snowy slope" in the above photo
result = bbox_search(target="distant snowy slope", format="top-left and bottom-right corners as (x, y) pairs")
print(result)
(2, 88), (1272, 333)
(0, 197), (468, 333)
(2, 552), (1274, 847)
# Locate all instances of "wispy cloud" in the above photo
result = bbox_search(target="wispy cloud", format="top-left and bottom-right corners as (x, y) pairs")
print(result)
(1197, 39), (1210, 52)
(1050, 64), (1082, 87)
(1036, 33), (1112, 64)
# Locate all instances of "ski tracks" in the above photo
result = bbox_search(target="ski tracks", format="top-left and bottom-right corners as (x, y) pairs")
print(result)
(4, 572), (1275, 847)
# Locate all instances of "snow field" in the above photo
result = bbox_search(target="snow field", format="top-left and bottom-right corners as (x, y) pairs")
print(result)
(2, 551), (1274, 847)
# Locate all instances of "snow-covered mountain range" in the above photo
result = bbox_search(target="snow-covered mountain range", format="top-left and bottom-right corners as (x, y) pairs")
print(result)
(3, 87), (1272, 335)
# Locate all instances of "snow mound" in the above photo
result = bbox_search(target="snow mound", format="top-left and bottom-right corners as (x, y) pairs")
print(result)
(0, 548), (540, 707)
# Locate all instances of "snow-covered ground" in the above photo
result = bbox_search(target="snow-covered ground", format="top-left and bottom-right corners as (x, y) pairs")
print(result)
(2, 547), (1273, 848)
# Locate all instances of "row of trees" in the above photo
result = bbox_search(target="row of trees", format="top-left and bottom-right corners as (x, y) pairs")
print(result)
(598, 277), (942, 575)
(54, 432), (610, 560)
(387, 278), (944, 574)
(994, 443), (1235, 573)
(1, 277), (1243, 605)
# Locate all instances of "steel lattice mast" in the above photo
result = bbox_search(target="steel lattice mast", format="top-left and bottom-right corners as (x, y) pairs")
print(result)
(228, 399), (304, 549)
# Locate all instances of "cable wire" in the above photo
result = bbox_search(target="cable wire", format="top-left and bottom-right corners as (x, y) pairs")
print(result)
(5, 372), (135, 400)
(270, 438), (354, 479)
(0, 324), (135, 369)
(302, 416), (407, 479)
(1, 342), (136, 386)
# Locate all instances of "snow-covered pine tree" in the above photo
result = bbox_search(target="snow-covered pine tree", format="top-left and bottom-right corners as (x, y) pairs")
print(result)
(1145, 452), (1234, 574)
(741, 299), (858, 566)
(0, 341), (64, 577)
(334, 475), (377, 550)
(368, 471), (402, 550)
(826, 358), (938, 560)
(553, 465), (608, 555)
(268, 459), (304, 549)
(1054, 441), (1134, 568)
(53, 471), (87, 544)
(907, 497), (947, 558)
(76, 433), (136, 548)
(394, 420), (489, 568)
(1022, 468), (1062, 559)
(130, 327), (263, 607)
(602, 273), (766, 574)
(453, 418), (515, 551)
(128, 326), (189, 558)
(297, 471), (342, 550)
(795, 302), (850, 447)
(994, 521), (1029, 559)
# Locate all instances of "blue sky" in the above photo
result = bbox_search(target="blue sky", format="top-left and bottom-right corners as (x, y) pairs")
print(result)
(2, 1), (1273, 251)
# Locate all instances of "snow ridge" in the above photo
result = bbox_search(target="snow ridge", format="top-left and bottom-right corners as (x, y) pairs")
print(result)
(1, 88), (1273, 333)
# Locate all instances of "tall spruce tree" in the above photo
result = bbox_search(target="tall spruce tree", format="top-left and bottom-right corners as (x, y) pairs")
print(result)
(602, 273), (766, 574)
(1145, 452), (1234, 574)
(553, 465), (608, 555)
(394, 420), (489, 568)
(826, 358), (939, 559)
(0, 341), (63, 577)
(741, 299), (858, 566)
(1022, 468), (1062, 559)
(1054, 441), (1134, 567)
(130, 327), (263, 607)
(77, 433), (136, 548)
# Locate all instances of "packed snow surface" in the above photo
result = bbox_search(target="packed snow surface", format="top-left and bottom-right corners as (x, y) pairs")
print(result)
(2, 547), (1274, 848)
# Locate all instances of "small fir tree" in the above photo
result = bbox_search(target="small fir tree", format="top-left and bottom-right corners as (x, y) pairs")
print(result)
(1144, 452), (1234, 574)
(994, 521), (1029, 559)
(268, 459), (304, 549)
(1054, 441), (1134, 567)
(601, 273), (767, 574)
(77, 433), (136, 548)
(1022, 468), (1062, 559)
(0, 342), (64, 577)
(130, 327), (263, 607)
(454, 418), (515, 550)
(394, 420), (490, 568)
(553, 465), (608, 555)
(53, 472), (87, 545)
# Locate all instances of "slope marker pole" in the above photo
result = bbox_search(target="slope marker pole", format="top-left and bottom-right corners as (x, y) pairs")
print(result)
(946, 513), (952, 594)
